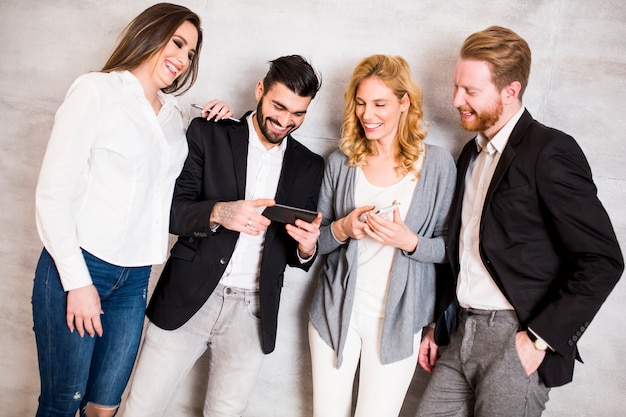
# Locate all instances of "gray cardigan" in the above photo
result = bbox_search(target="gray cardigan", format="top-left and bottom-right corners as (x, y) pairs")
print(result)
(309, 144), (456, 366)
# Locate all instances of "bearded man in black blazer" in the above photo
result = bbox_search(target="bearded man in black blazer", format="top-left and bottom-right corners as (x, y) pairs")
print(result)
(416, 27), (623, 417)
(123, 55), (324, 417)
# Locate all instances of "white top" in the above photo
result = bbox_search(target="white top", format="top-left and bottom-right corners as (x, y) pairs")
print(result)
(35, 71), (188, 291)
(353, 161), (420, 318)
(219, 113), (286, 290)
(457, 106), (525, 310)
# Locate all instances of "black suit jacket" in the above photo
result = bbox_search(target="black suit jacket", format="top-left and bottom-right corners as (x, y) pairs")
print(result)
(436, 110), (623, 387)
(146, 113), (324, 354)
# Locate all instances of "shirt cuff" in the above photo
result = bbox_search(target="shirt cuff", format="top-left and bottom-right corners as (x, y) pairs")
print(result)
(528, 327), (554, 351)
(52, 250), (93, 291)
(297, 245), (317, 263)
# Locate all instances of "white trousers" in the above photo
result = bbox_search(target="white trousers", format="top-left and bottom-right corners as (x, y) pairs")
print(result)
(308, 311), (420, 417)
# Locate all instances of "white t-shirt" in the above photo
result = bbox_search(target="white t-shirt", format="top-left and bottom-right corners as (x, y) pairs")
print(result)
(353, 161), (420, 318)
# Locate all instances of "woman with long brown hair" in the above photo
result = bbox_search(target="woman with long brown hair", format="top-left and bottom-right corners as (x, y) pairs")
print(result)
(32, 4), (231, 416)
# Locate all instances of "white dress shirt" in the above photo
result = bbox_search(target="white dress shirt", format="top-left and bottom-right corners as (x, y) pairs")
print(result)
(219, 113), (287, 290)
(36, 71), (188, 291)
(457, 106), (525, 310)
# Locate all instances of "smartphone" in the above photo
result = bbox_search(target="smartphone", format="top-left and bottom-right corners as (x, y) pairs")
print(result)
(375, 203), (401, 215)
(359, 203), (401, 222)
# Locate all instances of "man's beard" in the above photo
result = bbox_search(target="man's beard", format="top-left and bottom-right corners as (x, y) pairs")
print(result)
(458, 98), (503, 132)
(255, 101), (295, 145)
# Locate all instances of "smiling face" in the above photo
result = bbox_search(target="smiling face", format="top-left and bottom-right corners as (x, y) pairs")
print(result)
(136, 20), (199, 91)
(453, 59), (507, 139)
(253, 81), (312, 148)
(354, 76), (408, 146)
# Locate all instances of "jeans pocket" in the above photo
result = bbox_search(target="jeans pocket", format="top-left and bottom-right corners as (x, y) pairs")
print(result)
(246, 297), (261, 320)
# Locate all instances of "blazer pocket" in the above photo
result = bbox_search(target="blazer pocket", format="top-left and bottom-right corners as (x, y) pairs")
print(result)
(490, 183), (539, 227)
(493, 183), (530, 197)
(170, 240), (197, 261)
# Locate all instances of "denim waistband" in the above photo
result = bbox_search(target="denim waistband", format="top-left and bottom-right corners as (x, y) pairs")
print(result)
(215, 283), (259, 301)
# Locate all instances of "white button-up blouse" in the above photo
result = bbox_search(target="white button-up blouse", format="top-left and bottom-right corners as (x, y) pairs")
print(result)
(35, 71), (188, 291)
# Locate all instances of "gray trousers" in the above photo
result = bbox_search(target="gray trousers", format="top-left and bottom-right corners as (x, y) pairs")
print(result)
(416, 308), (550, 417)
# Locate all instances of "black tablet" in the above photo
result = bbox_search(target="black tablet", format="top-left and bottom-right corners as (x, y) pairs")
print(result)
(262, 204), (317, 225)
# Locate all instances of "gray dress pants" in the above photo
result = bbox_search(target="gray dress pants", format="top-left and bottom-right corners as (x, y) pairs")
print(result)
(416, 308), (550, 417)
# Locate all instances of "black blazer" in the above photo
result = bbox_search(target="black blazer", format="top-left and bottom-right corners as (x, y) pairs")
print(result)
(437, 110), (623, 387)
(146, 113), (324, 354)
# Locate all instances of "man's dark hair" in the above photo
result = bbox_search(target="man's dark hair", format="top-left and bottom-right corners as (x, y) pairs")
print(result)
(262, 55), (321, 99)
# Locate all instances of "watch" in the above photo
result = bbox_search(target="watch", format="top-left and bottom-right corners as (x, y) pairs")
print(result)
(527, 331), (548, 351)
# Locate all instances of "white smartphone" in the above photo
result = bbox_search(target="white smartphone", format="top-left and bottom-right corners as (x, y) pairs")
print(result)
(375, 203), (401, 215)
(360, 203), (401, 222)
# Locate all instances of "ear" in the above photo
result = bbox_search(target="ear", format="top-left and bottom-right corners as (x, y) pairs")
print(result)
(400, 92), (410, 111)
(255, 81), (264, 102)
(502, 81), (522, 105)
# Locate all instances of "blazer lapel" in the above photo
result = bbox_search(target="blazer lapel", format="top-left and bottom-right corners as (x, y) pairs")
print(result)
(260, 137), (300, 259)
(229, 125), (250, 200)
(483, 110), (532, 206)
(484, 147), (514, 208)
(450, 143), (478, 238)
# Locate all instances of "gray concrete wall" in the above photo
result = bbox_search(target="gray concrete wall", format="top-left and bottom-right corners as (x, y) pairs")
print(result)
(1, 1), (624, 416)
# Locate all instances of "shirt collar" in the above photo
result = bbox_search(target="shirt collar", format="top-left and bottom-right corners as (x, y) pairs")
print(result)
(116, 70), (180, 113)
(475, 106), (525, 155)
(157, 89), (179, 111)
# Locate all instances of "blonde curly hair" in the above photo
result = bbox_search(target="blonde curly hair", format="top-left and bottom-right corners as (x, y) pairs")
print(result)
(339, 54), (426, 178)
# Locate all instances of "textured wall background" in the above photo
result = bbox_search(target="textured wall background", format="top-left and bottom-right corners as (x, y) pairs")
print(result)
(1, 1), (624, 416)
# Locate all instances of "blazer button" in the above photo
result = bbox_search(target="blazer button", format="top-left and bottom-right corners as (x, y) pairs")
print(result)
(568, 340), (574, 346)
(219, 257), (227, 265)
(189, 237), (194, 243)
(572, 335), (578, 342)
(580, 326), (586, 332)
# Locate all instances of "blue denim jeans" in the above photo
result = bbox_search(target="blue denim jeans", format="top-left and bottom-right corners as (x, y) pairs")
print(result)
(32, 248), (150, 417)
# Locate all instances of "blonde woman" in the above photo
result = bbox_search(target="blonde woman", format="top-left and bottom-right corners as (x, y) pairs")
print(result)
(308, 54), (456, 417)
